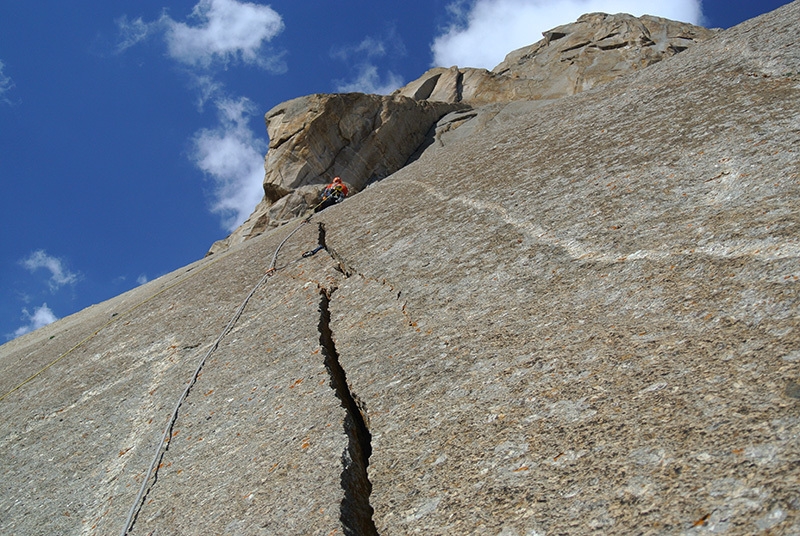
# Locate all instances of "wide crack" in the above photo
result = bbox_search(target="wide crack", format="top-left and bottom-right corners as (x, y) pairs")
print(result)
(318, 287), (378, 536)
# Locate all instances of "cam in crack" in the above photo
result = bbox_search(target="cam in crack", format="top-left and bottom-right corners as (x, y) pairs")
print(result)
(304, 222), (356, 277)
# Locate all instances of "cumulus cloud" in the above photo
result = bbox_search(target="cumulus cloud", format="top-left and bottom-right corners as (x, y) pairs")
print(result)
(165, 0), (286, 70)
(12, 303), (58, 338)
(332, 32), (406, 95)
(0, 59), (16, 104)
(191, 96), (267, 230)
(116, 0), (286, 71)
(21, 250), (80, 291)
(432, 0), (704, 69)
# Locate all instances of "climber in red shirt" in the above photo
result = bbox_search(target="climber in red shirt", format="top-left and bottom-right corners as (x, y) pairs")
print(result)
(315, 176), (349, 212)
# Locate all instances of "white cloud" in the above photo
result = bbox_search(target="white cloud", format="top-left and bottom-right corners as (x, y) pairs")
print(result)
(115, 15), (152, 52)
(432, 0), (704, 69)
(164, 0), (286, 70)
(0, 59), (16, 104)
(191, 96), (267, 230)
(12, 303), (58, 338)
(332, 34), (406, 95)
(115, 0), (286, 71)
(137, 274), (149, 285)
(21, 250), (80, 291)
(191, 74), (224, 110)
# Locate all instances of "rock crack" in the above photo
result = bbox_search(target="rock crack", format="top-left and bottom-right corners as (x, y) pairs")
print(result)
(318, 286), (378, 536)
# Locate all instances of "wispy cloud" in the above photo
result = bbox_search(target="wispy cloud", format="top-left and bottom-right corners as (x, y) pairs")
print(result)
(115, 15), (152, 53)
(432, 0), (704, 69)
(11, 303), (58, 339)
(191, 74), (225, 110)
(21, 250), (80, 291)
(137, 274), (149, 285)
(331, 36), (393, 62)
(191, 96), (267, 230)
(0, 59), (16, 105)
(335, 64), (405, 95)
(116, 0), (286, 71)
(332, 32), (406, 95)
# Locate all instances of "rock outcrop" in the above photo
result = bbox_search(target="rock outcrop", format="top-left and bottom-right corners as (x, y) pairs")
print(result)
(396, 12), (719, 163)
(209, 94), (466, 254)
(211, 12), (716, 254)
(494, 12), (717, 94)
(2, 3), (800, 535)
(397, 13), (716, 105)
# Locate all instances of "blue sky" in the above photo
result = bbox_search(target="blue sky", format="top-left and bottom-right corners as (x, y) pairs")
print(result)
(0, 0), (791, 340)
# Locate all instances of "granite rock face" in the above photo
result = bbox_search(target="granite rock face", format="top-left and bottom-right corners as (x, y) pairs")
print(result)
(493, 12), (717, 95)
(394, 12), (717, 106)
(209, 93), (465, 254)
(2, 3), (800, 535)
(396, 12), (718, 162)
(211, 13), (715, 255)
(260, 94), (462, 201)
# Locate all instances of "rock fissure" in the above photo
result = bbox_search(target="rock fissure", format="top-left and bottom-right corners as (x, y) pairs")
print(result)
(315, 222), (357, 277)
(316, 222), (417, 328)
(596, 41), (629, 51)
(561, 40), (591, 53)
(317, 286), (378, 536)
(268, 124), (305, 151)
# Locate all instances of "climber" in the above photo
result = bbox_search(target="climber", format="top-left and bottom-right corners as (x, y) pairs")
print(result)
(314, 176), (349, 212)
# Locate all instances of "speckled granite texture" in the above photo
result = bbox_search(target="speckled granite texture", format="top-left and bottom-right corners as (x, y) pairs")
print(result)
(1, 3), (799, 534)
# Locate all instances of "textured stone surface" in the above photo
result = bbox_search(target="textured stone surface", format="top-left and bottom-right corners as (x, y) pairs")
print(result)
(212, 13), (715, 256)
(395, 13), (716, 106)
(394, 66), (520, 107)
(2, 3), (800, 535)
(0, 232), (354, 535)
(493, 12), (717, 94)
(261, 94), (459, 198)
(209, 93), (464, 254)
(322, 5), (800, 532)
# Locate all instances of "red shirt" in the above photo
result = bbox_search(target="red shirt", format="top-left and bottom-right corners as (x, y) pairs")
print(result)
(327, 181), (348, 197)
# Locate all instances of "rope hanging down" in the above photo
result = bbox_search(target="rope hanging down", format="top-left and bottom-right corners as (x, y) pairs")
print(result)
(120, 216), (312, 536)
(2, 198), (332, 404)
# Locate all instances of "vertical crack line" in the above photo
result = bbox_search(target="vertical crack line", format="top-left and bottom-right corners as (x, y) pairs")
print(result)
(316, 222), (356, 277)
(318, 287), (378, 536)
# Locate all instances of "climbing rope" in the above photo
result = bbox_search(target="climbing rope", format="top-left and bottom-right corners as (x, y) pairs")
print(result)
(1, 188), (343, 406)
(0, 213), (319, 405)
(269, 213), (313, 271)
(120, 216), (313, 536)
